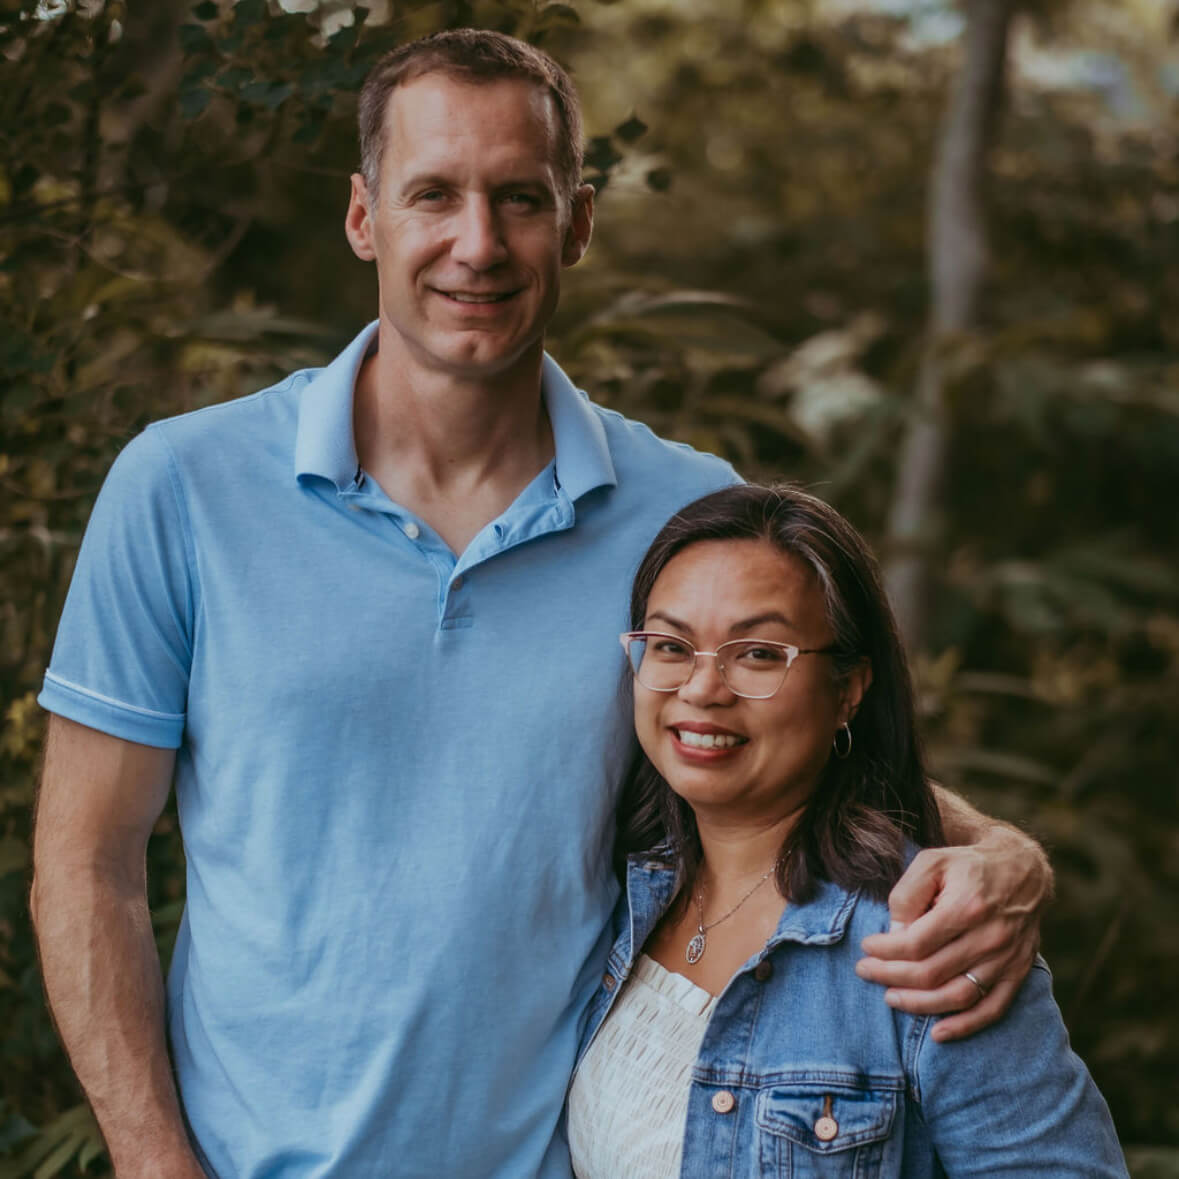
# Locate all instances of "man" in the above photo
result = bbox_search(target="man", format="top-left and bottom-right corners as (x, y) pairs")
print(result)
(32, 30), (1048, 1179)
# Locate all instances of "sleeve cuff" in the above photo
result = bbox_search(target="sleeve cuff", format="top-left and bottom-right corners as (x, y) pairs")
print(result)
(38, 672), (184, 749)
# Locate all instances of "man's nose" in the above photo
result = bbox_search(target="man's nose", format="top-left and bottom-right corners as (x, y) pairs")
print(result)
(677, 652), (735, 704)
(450, 196), (508, 269)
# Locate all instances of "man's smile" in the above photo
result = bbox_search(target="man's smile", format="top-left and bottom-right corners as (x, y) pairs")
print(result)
(433, 287), (521, 304)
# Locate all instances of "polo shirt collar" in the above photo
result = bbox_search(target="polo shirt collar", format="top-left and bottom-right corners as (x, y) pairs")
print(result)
(542, 352), (617, 501)
(294, 321), (377, 489)
(293, 323), (618, 500)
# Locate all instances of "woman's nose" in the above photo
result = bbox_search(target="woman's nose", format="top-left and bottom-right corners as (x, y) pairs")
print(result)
(677, 652), (735, 703)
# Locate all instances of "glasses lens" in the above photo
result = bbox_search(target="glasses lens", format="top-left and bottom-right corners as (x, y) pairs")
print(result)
(627, 635), (694, 692)
(718, 641), (792, 699)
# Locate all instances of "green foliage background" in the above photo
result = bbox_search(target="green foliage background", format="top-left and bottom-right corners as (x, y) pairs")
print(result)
(1, 0), (1176, 1174)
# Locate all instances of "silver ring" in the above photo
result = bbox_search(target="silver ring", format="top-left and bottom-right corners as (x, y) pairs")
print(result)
(963, 970), (989, 1000)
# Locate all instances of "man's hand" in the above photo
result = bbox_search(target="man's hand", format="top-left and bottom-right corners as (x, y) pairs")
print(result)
(855, 825), (1052, 1041)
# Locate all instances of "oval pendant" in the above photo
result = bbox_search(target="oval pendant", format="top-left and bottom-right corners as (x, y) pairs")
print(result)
(685, 932), (706, 964)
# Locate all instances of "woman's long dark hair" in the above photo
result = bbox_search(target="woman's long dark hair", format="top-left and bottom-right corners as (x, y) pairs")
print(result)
(616, 483), (944, 902)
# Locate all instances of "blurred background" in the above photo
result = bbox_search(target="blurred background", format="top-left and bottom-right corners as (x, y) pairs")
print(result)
(1, 0), (1176, 1174)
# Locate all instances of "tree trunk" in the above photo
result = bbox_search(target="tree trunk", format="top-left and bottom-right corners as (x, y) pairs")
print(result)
(884, 0), (1014, 651)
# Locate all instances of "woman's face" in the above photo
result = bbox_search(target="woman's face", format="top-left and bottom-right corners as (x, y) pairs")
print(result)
(634, 538), (869, 826)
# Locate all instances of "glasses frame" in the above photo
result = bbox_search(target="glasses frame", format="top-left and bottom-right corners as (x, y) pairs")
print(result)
(619, 631), (838, 700)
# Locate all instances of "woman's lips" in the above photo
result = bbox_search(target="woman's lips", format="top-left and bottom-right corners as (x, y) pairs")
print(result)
(669, 724), (748, 758)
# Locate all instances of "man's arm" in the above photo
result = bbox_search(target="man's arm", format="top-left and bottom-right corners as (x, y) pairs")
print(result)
(856, 784), (1053, 1042)
(31, 716), (206, 1179)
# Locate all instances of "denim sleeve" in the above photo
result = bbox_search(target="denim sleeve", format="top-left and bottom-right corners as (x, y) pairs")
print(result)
(909, 960), (1128, 1176)
(38, 426), (195, 749)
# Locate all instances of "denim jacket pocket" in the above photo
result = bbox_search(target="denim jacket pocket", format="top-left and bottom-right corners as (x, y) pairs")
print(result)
(755, 1076), (899, 1176)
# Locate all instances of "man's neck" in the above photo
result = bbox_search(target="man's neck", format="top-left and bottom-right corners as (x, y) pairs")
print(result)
(352, 330), (555, 555)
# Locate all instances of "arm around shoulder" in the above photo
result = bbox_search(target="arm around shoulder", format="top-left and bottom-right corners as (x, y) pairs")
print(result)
(857, 786), (1053, 1038)
(32, 716), (206, 1179)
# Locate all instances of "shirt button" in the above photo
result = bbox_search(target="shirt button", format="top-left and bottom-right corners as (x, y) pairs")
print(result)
(753, 959), (773, 983)
(451, 575), (464, 591)
(711, 1091), (736, 1115)
(403, 521), (420, 540)
(602, 973), (616, 991)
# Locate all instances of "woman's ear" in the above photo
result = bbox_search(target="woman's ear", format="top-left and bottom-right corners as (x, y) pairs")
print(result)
(840, 658), (873, 726)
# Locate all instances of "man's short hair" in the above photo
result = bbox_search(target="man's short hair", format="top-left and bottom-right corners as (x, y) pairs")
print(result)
(357, 28), (584, 201)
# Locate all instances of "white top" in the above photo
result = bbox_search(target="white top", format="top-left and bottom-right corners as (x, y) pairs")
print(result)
(567, 953), (718, 1179)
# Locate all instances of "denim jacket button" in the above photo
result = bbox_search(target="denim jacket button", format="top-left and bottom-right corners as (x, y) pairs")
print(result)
(711, 1091), (736, 1115)
(753, 959), (773, 982)
(602, 973), (616, 991)
(815, 1115), (839, 1141)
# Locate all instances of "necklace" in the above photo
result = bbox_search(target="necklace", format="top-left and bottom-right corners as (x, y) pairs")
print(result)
(685, 862), (779, 965)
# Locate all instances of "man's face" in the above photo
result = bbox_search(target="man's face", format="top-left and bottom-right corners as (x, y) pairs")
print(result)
(345, 73), (593, 382)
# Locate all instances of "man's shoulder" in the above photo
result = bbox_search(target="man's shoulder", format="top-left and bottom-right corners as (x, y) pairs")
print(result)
(589, 400), (740, 493)
(145, 366), (313, 459)
(90, 365), (322, 515)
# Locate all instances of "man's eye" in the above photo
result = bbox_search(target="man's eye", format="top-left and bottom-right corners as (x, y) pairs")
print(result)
(417, 190), (447, 203)
(503, 192), (541, 208)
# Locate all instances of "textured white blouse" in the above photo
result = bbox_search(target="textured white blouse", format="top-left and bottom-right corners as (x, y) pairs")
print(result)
(567, 953), (718, 1179)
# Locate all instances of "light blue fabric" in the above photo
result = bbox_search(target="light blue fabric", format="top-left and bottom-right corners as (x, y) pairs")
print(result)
(577, 853), (1129, 1177)
(39, 322), (738, 1179)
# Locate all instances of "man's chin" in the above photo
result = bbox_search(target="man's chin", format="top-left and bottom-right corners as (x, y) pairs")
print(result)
(420, 333), (544, 382)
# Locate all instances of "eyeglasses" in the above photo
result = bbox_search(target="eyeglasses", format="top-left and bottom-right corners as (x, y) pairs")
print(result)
(620, 631), (838, 700)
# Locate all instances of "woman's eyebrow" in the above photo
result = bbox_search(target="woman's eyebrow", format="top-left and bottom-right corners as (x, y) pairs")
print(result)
(644, 611), (693, 635)
(644, 610), (795, 635)
(729, 612), (794, 633)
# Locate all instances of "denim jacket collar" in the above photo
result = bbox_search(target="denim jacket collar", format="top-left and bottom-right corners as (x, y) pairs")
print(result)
(622, 851), (861, 970)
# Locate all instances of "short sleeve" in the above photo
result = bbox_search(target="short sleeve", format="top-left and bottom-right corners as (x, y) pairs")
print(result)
(38, 427), (196, 749)
(911, 960), (1128, 1176)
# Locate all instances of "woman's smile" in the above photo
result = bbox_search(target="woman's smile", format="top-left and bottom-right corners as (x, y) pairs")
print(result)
(667, 722), (748, 757)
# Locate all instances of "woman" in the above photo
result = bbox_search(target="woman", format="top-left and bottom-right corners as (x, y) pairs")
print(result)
(566, 484), (1126, 1178)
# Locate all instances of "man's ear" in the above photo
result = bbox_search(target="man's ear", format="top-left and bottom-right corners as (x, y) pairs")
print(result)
(840, 658), (873, 727)
(561, 183), (595, 268)
(345, 174), (376, 262)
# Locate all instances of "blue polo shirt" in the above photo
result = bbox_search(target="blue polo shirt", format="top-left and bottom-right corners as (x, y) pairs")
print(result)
(39, 323), (737, 1179)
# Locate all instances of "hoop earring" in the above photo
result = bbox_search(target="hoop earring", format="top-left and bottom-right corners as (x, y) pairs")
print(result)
(832, 723), (852, 760)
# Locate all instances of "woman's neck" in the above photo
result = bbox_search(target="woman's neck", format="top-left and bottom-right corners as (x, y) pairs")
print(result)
(694, 804), (805, 896)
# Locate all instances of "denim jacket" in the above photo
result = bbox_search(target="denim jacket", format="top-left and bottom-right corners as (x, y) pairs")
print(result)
(574, 851), (1128, 1178)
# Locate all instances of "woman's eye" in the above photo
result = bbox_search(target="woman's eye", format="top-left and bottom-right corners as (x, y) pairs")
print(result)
(737, 644), (787, 664)
(651, 639), (691, 659)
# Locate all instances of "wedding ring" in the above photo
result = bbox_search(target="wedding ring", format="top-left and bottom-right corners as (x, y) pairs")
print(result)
(963, 970), (989, 1000)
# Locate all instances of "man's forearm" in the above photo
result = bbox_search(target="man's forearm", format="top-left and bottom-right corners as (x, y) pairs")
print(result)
(931, 782), (1054, 916)
(935, 785), (1048, 864)
(31, 865), (204, 1179)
